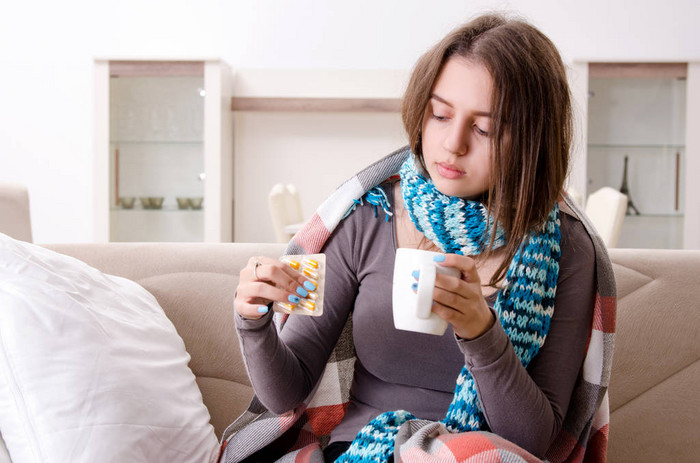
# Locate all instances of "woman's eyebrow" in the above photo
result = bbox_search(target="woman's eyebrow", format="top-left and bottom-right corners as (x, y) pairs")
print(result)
(430, 93), (492, 117)
(430, 93), (453, 107)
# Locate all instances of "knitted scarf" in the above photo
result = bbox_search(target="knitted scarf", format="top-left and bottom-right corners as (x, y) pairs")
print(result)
(335, 156), (562, 462)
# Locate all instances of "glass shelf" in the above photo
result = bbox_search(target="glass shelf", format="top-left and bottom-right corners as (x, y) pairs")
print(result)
(624, 213), (684, 218)
(110, 207), (204, 212)
(588, 144), (684, 150)
(110, 140), (203, 145)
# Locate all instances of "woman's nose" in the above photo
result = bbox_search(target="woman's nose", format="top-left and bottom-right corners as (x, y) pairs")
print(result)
(443, 123), (469, 155)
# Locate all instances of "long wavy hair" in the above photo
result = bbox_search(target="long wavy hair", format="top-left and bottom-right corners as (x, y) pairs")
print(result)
(401, 13), (573, 286)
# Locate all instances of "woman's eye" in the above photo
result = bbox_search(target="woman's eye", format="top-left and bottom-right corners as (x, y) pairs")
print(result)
(432, 113), (448, 121)
(474, 125), (489, 136)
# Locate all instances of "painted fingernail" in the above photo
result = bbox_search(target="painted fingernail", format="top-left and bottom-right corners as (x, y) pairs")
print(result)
(411, 282), (418, 291)
(296, 286), (309, 297)
(303, 281), (316, 291)
(257, 305), (269, 314)
(288, 295), (301, 303)
(433, 254), (446, 262)
(411, 270), (420, 279)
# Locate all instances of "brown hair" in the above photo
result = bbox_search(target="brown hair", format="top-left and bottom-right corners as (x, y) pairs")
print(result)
(402, 13), (572, 286)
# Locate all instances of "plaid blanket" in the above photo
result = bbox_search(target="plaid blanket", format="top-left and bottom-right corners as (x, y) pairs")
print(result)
(220, 146), (616, 463)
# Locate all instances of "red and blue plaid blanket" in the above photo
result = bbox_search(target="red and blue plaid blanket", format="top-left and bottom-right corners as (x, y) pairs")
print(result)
(220, 147), (616, 463)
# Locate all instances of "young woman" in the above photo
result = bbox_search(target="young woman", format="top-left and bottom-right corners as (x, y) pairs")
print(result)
(232, 14), (597, 462)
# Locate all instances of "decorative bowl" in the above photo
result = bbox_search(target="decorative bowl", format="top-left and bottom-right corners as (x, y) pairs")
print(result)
(188, 197), (204, 210)
(149, 197), (164, 209)
(176, 197), (190, 209)
(119, 197), (135, 209)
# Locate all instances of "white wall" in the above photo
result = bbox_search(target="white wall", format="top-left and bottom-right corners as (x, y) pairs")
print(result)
(234, 111), (406, 242)
(2, 0), (700, 242)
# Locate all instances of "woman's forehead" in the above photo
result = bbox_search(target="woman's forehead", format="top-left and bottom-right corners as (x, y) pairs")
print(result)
(431, 57), (493, 114)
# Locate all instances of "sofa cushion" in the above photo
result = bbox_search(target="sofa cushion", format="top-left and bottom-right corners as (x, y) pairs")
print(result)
(607, 248), (700, 463)
(0, 233), (218, 463)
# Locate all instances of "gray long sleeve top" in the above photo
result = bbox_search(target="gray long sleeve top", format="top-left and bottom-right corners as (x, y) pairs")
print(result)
(235, 183), (595, 458)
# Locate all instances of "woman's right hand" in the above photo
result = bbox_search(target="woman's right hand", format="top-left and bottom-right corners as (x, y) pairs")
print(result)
(234, 256), (317, 320)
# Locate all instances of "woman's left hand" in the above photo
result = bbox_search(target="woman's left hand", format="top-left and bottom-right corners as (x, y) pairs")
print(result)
(429, 253), (495, 340)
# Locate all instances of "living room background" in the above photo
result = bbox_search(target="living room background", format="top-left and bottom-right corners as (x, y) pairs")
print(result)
(1, 0), (699, 244)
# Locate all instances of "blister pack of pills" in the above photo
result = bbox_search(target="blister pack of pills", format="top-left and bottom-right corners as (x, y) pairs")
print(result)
(273, 253), (326, 316)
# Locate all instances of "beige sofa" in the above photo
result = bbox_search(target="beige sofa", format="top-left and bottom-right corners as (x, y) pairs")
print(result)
(6, 243), (700, 462)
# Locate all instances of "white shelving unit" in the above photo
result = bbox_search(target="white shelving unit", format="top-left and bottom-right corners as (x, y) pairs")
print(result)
(570, 62), (699, 249)
(93, 59), (233, 242)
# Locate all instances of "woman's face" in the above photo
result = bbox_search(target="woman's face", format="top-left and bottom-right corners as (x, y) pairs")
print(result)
(420, 57), (494, 199)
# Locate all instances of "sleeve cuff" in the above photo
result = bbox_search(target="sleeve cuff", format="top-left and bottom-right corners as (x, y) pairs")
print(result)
(235, 307), (274, 332)
(455, 309), (510, 368)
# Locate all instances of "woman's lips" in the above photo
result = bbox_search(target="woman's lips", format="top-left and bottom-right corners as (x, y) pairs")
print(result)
(436, 163), (466, 179)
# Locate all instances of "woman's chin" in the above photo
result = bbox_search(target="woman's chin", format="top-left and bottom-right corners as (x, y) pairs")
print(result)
(433, 181), (481, 200)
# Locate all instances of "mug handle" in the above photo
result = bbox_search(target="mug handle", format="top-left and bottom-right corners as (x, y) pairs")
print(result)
(415, 263), (436, 319)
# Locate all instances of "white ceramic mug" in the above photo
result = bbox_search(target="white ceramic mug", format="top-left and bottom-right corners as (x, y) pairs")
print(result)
(392, 248), (461, 335)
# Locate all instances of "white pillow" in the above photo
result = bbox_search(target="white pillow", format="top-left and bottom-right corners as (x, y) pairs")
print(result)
(0, 233), (219, 463)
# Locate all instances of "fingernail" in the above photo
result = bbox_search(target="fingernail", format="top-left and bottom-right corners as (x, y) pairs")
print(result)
(296, 286), (309, 297)
(303, 281), (316, 291)
(433, 254), (446, 262)
(411, 270), (420, 279)
(411, 282), (418, 291)
(257, 305), (269, 314)
(288, 295), (301, 303)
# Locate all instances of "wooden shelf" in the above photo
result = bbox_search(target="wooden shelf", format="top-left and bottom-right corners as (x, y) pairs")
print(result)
(109, 61), (204, 77)
(230, 96), (401, 113)
(589, 62), (687, 79)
